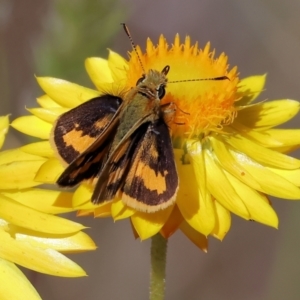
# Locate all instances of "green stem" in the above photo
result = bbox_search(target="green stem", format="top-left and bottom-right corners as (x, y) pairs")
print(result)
(149, 233), (168, 300)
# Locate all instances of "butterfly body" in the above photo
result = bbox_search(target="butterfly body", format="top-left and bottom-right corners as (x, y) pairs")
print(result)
(52, 66), (179, 212)
(109, 69), (168, 152)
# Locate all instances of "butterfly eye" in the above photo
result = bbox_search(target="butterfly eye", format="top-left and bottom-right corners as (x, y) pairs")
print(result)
(157, 85), (166, 99)
(136, 75), (145, 86)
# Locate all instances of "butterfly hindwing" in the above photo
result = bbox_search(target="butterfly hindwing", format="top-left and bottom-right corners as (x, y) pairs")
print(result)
(51, 95), (123, 186)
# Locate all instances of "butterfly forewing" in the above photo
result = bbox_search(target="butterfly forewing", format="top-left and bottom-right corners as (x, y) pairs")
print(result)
(91, 121), (150, 203)
(52, 95), (123, 186)
(122, 119), (178, 212)
(92, 119), (178, 212)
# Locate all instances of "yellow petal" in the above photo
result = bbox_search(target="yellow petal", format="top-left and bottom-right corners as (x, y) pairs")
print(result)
(237, 74), (266, 105)
(131, 206), (173, 240)
(73, 184), (93, 207)
(211, 201), (231, 240)
(227, 133), (300, 169)
(31, 231), (96, 253)
(21, 141), (55, 158)
(2, 189), (74, 214)
(76, 201), (99, 210)
(266, 129), (300, 150)
(184, 142), (206, 201)
(0, 148), (44, 165)
(85, 57), (113, 90)
(108, 50), (128, 82)
(0, 229), (86, 277)
(0, 115), (9, 133)
(0, 258), (41, 300)
(36, 77), (101, 108)
(0, 218), (92, 252)
(11, 116), (52, 139)
(186, 142), (216, 233)
(160, 205), (183, 238)
(224, 171), (278, 228)
(8, 224), (96, 253)
(176, 146), (215, 236)
(267, 167), (300, 187)
(230, 150), (300, 199)
(94, 202), (113, 217)
(231, 121), (282, 147)
(0, 160), (46, 189)
(35, 158), (64, 183)
(236, 99), (300, 129)
(77, 209), (94, 216)
(0, 195), (85, 234)
(211, 136), (261, 191)
(27, 107), (68, 124)
(180, 221), (208, 252)
(0, 115), (9, 149)
(74, 194), (111, 213)
(270, 145), (300, 153)
(204, 149), (249, 219)
(37, 94), (62, 108)
(111, 199), (135, 220)
(130, 219), (139, 239)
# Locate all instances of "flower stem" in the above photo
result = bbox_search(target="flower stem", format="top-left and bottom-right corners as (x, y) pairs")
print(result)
(150, 233), (168, 300)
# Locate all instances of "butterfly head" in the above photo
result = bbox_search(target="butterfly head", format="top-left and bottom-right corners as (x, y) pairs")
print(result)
(135, 65), (170, 100)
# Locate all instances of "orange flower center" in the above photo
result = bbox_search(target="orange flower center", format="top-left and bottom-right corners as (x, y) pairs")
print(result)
(125, 34), (239, 139)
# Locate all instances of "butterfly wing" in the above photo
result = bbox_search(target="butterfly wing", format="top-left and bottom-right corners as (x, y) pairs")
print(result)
(92, 119), (179, 212)
(91, 122), (148, 202)
(51, 95), (123, 186)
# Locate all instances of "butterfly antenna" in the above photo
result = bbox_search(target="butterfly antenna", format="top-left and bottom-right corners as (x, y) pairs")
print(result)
(169, 75), (229, 84)
(121, 23), (146, 74)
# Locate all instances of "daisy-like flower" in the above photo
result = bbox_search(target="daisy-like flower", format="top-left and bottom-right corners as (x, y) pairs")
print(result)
(11, 34), (300, 251)
(0, 116), (96, 299)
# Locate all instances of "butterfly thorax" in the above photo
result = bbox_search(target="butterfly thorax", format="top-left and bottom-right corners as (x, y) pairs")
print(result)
(110, 69), (168, 152)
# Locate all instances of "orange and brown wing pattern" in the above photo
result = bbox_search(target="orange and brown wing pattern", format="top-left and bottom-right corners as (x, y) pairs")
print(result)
(121, 119), (178, 212)
(52, 95), (123, 186)
(92, 119), (178, 212)
(91, 126), (145, 203)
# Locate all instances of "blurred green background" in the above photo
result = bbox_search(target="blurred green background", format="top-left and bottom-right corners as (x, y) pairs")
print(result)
(1, 0), (300, 299)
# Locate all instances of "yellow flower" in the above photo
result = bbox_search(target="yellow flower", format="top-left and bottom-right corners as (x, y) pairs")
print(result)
(11, 35), (300, 251)
(0, 116), (96, 299)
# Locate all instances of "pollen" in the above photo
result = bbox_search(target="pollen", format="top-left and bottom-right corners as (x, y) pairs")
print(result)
(126, 34), (239, 138)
